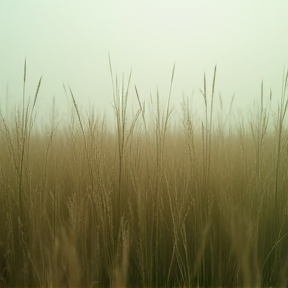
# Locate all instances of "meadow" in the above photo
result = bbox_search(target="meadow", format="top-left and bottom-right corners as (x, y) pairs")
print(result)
(0, 61), (288, 287)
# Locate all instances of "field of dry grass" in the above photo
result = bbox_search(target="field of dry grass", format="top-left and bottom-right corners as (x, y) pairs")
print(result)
(0, 61), (288, 287)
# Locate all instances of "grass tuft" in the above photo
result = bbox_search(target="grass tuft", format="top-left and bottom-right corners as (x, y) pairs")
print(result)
(0, 62), (288, 287)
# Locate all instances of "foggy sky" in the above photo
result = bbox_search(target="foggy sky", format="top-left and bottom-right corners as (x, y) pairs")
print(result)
(1, 1), (288, 128)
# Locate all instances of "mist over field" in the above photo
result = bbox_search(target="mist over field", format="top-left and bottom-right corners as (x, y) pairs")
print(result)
(1, 1), (288, 127)
(1, 1), (288, 287)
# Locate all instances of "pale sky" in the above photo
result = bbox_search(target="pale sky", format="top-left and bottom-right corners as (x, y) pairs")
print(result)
(1, 1), (288, 128)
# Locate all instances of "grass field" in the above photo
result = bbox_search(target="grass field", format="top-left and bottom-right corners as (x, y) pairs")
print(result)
(0, 61), (288, 287)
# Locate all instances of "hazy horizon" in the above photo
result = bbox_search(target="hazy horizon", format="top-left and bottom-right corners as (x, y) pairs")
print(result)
(1, 1), (288, 128)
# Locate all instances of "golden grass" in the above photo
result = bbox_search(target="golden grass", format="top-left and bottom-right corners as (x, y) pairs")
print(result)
(0, 60), (288, 287)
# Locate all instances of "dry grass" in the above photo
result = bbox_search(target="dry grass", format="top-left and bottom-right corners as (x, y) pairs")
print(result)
(0, 60), (288, 287)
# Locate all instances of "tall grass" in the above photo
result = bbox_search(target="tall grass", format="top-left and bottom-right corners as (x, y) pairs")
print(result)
(0, 60), (288, 287)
